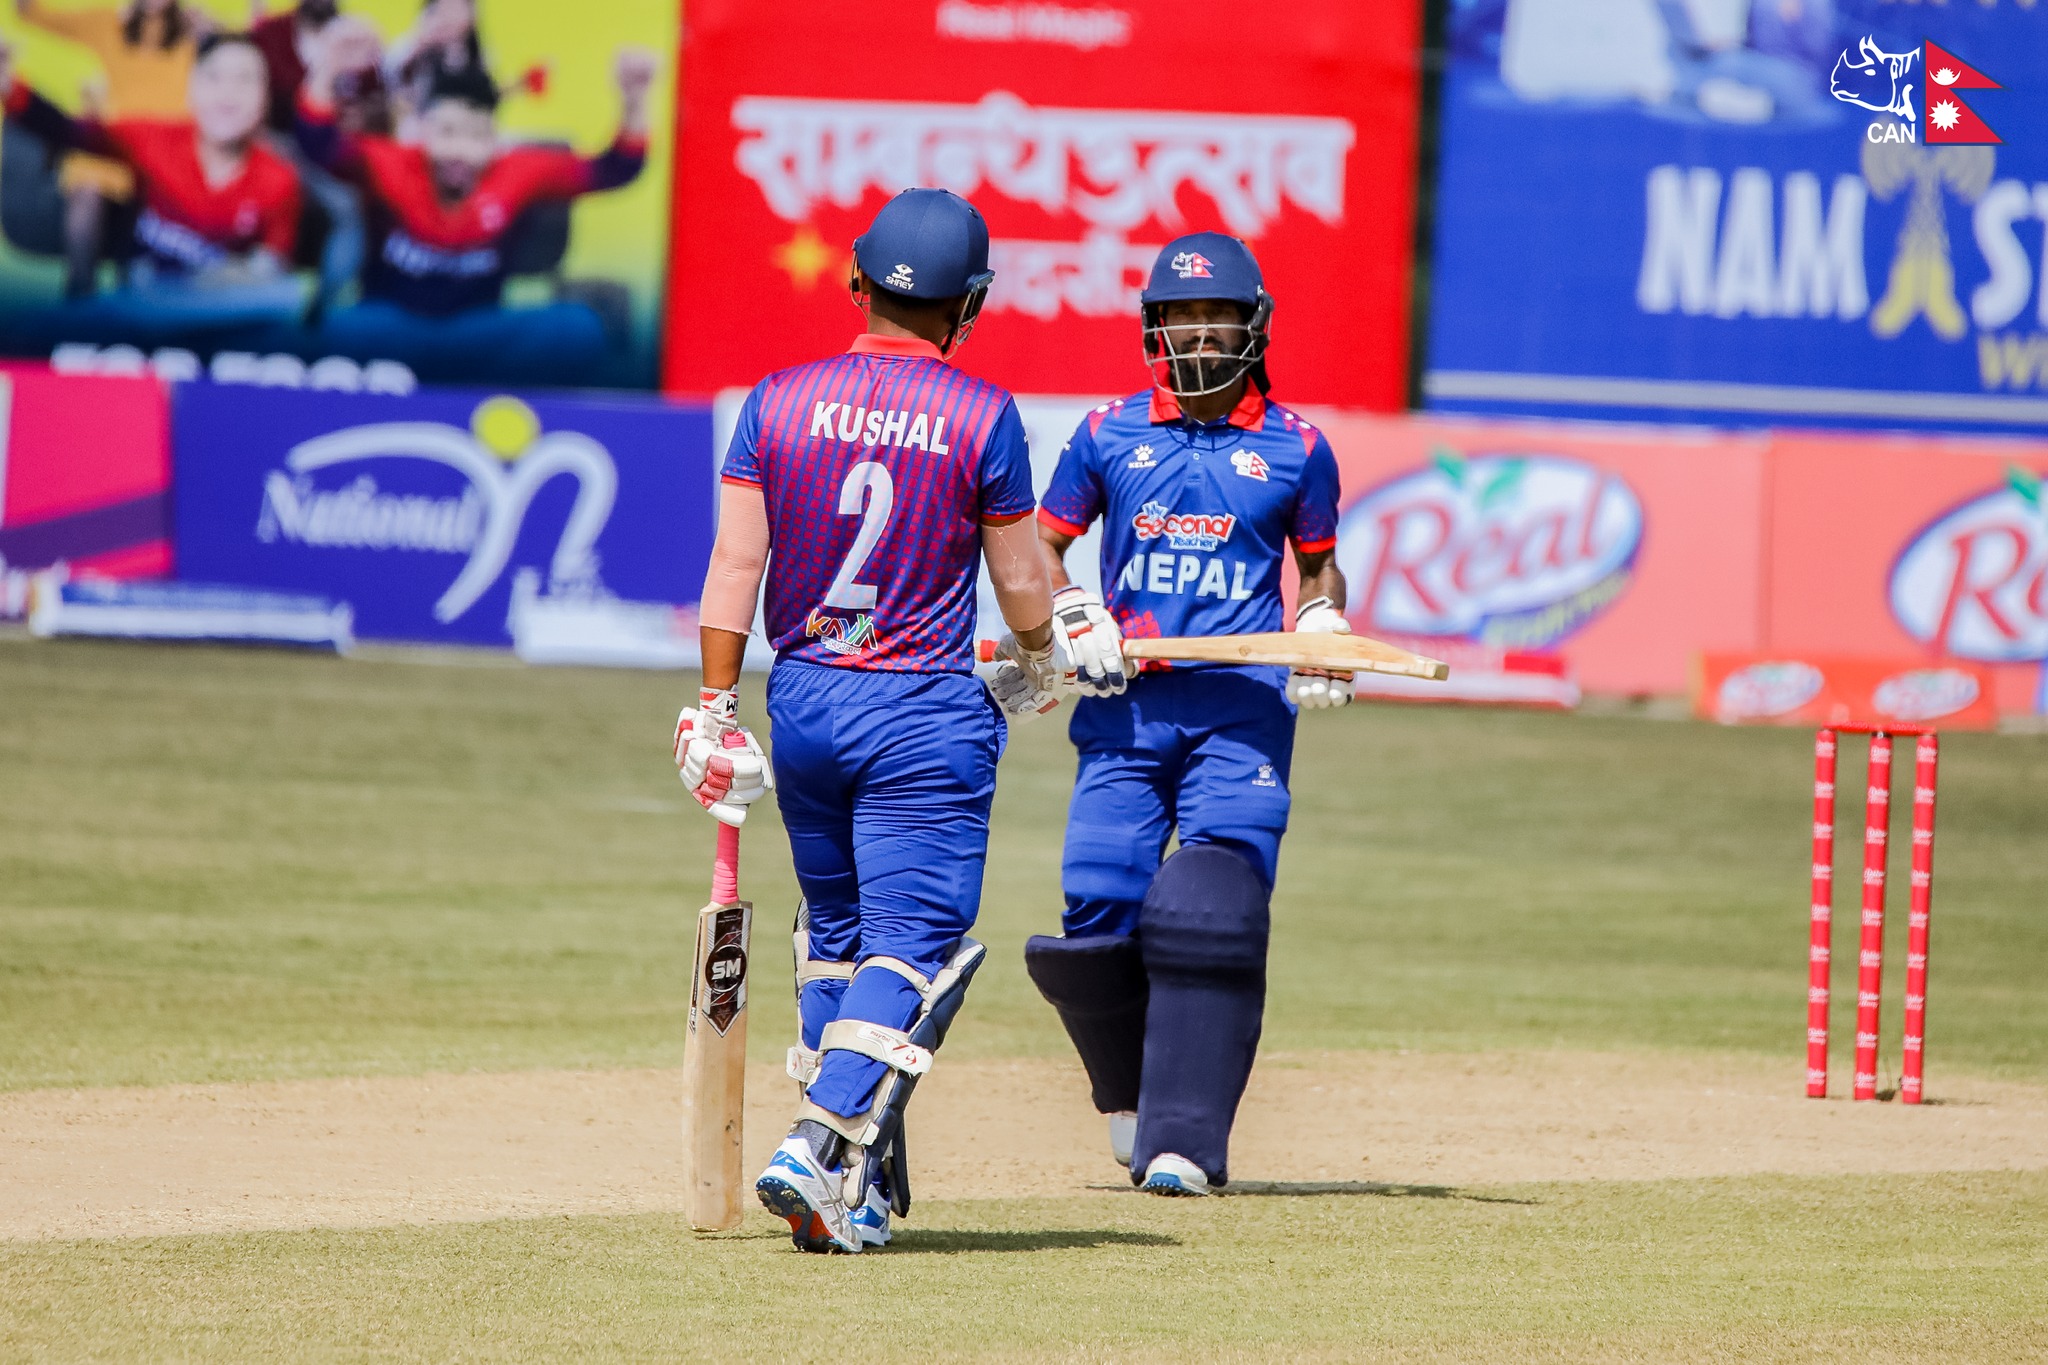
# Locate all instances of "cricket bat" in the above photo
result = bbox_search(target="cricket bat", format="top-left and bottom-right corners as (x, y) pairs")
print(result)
(978, 630), (1450, 681)
(683, 822), (751, 1232)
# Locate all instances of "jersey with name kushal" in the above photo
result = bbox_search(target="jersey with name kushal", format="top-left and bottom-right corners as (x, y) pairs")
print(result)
(1039, 387), (1340, 658)
(722, 335), (1035, 672)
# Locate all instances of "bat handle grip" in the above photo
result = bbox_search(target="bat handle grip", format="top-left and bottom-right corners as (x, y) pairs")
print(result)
(712, 822), (739, 905)
(976, 639), (997, 664)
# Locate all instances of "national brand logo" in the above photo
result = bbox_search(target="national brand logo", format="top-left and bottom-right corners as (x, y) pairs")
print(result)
(805, 607), (880, 655)
(1171, 251), (1213, 279)
(1231, 449), (1269, 481)
(252, 396), (614, 626)
(1131, 500), (1235, 551)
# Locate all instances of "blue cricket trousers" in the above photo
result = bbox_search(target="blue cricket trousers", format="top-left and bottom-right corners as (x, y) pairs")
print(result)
(1060, 667), (1297, 936)
(766, 661), (1007, 1117)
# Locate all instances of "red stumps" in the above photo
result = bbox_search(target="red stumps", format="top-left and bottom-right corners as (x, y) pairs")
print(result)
(1806, 729), (1837, 1099)
(1902, 734), (1939, 1105)
(1806, 725), (1938, 1103)
(1853, 733), (1893, 1102)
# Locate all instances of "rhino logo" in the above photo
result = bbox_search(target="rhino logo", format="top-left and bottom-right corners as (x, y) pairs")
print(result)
(1830, 37), (1918, 123)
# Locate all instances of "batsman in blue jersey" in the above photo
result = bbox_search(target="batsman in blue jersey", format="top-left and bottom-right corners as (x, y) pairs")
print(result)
(1001, 232), (1352, 1196)
(675, 189), (1065, 1253)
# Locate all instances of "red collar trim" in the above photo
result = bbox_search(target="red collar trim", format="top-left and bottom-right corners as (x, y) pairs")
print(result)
(849, 333), (946, 361)
(1148, 385), (1267, 430)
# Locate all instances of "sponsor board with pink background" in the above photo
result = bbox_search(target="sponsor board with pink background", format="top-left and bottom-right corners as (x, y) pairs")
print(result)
(1304, 412), (2048, 717)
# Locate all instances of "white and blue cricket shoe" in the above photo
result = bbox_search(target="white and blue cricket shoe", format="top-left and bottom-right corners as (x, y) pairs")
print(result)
(1139, 1153), (1212, 1197)
(755, 1130), (861, 1254)
(849, 1182), (892, 1248)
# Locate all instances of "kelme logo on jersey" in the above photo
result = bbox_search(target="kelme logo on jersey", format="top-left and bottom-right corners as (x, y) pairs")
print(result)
(1336, 450), (1643, 648)
(1889, 466), (2048, 661)
(1131, 500), (1237, 551)
(1170, 251), (1213, 279)
(804, 607), (879, 656)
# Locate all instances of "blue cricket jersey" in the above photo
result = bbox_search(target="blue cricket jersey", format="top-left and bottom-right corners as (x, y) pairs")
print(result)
(723, 333), (1037, 673)
(1039, 385), (1341, 661)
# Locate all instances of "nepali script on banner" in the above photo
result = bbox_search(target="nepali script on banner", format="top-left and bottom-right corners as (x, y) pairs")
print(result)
(174, 385), (714, 654)
(666, 0), (1417, 408)
(1425, 0), (2048, 433)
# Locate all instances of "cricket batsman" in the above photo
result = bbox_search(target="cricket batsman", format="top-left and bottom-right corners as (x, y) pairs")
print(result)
(1000, 232), (1350, 1196)
(673, 188), (1065, 1253)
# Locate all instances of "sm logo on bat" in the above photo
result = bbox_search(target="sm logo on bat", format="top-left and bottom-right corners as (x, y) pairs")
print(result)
(705, 943), (748, 989)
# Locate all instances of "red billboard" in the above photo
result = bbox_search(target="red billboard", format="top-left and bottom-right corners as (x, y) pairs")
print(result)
(663, 0), (1419, 407)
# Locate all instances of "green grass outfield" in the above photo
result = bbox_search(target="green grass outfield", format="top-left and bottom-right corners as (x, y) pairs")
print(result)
(2, 638), (2045, 1360)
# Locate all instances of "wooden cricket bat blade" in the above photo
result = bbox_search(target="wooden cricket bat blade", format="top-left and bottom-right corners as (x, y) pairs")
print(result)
(1120, 631), (1450, 680)
(682, 824), (751, 1232)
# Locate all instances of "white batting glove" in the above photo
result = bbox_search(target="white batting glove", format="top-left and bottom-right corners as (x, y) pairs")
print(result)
(1051, 586), (1127, 697)
(1287, 595), (1354, 710)
(986, 631), (1072, 723)
(674, 687), (774, 826)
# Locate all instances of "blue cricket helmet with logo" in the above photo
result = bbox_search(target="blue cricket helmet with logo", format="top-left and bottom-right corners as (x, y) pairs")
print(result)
(853, 188), (997, 352)
(1140, 231), (1274, 398)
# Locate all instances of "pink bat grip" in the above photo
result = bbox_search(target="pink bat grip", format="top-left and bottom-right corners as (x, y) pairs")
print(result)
(712, 823), (740, 905)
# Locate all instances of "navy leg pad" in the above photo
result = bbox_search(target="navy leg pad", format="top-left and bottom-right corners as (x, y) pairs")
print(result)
(1135, 843), (1271, 1186)
(1024, 933), (1147, 1114)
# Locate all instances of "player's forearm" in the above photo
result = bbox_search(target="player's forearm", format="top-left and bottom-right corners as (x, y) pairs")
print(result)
(983, 517), (1054, 650)
(1037, 523), (1076, 593)
(1295, 550), (1347, 613)
(699, 627), (747, 692)
(698, 483), (769, 691)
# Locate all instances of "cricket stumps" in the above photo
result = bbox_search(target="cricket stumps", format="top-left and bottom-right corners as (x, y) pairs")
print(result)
(1805, 726), (1938, 1104)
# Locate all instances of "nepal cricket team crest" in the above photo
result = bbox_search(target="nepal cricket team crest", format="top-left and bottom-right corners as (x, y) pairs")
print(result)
(1335, 449), (1643, 649)
(1889, 465), (2048, 661)
(1830, 38), (2005, 145)
(254, 396), (617, 625)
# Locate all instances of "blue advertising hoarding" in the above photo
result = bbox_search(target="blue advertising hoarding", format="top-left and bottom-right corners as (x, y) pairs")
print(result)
(1425, 0), (2048, 433)
(174, 384), (714, 653)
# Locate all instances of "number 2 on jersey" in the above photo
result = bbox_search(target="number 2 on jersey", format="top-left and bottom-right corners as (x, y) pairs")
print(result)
(822, 461), (895, 611)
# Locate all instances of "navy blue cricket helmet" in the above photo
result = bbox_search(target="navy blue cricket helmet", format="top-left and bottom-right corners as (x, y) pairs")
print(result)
(1140, 231), (1274, 398)
(852, 188), (996, 352)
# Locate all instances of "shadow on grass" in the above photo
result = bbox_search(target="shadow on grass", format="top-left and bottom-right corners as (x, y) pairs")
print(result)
(1221, 1180), (1538, 1206)
(886, 1228), (1180, 1254)
(1079, 1179), (1538, 1205)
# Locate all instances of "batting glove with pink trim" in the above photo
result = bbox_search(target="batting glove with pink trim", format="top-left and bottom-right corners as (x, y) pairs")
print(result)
(675, 687), (773, 826)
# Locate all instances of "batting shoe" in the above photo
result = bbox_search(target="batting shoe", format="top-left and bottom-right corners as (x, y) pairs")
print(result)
(1139, 1153), (1212, 1197)
(1108, 1111), (1137, 1168)
(755, 1128), (861, 1254)
(849, 1183), (892, 1249)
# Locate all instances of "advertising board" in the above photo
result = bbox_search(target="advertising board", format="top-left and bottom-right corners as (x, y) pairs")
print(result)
(1426, 1), (2048, 434)
(173, 383), (714, 651)
(666, 0), (1417, 409)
